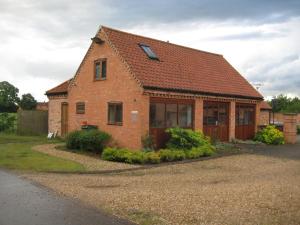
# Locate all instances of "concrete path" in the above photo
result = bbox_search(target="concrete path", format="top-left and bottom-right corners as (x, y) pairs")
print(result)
(0, 170), (133, 225)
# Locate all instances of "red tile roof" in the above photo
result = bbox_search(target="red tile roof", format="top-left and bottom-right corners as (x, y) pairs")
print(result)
(260, 101), (272, 110)
(102, 26), (263, 100)
(46, 79), (70, 95)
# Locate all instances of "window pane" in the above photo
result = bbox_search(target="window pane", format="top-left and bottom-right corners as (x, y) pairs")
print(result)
(140, 45), (158, 59)
(116, 104), (122, 123)
(108, 103), (122, 124)
(150, 103), (165, 128)
(205, 105), (218, 125)
(166, 104), (177, 127)
(108, 104), (115, 123)
(95, 62), (101, 80)
(101, 61), (106, 79)
(76, 102), (85, 114)
(178, 104), (192, 127)
(238, 107), (245, 125)
(218, 105), (228, 125)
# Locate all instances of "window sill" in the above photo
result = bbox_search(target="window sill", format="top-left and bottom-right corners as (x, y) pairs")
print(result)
(94, 78), (106, 81)
(107, 122), (123, 126)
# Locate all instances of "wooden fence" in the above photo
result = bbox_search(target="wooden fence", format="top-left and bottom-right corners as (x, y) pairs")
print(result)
(17, 110), (48, 135)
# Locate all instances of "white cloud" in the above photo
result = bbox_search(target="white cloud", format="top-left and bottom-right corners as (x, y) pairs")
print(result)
(0, 0), (299, 101)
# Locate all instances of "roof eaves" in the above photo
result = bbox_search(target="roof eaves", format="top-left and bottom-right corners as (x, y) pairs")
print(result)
(143, 86), (264, 100)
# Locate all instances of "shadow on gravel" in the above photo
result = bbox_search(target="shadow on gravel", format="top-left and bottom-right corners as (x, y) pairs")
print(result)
(238, 136), (300, 161)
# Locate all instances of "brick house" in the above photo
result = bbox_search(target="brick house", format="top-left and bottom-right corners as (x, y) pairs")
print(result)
(46, 26), (264, 149)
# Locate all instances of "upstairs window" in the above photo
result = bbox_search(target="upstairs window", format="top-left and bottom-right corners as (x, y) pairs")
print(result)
(108, 102), (123, 125)
(76, 102), (85, 114)
(139, 44), (159, 60)
(94, 59), (107, 80)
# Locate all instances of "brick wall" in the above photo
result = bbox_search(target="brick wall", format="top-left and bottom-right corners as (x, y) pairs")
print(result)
(68, 31), (149, 150)
(259, 110), (271, 125)
(48, 95), (68, 136)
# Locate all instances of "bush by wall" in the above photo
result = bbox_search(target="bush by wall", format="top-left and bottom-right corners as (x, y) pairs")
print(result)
(0, 113), (16, 133)
(297, 125), (300, 135)
(66, 130), (111, 153)
(254, 125), (285, 145)
(101, 128), (215, 165)
(102, 145), (215, 165)
(166, 127), (211, 149)
(102, 148), (160, 164)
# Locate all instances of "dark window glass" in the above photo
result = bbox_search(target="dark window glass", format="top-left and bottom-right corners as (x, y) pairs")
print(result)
(94, 59), (107, 80)
(95, 62), (101, 80)
(236, 105), (255, 125)
(101, 60), (107, 79)
(178, 104), (192, 127)
(108, 103), (123, 125)
(140, 44), (158, 60)
(166, 104), (177, 127)
(150, 103), (165, 128)
(218, 105), (228, 125)
(76, 102), (85, 114)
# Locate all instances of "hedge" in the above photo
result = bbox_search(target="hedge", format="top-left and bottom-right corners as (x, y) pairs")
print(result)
(66, 130), (111, 153)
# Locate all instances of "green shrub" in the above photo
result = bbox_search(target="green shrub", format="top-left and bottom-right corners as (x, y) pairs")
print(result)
(141, 133), (155, 151)
(144, 152), (160, 164)
(66, 130), (111, 153)
(297, 125), (300, 135)
(166, 127), (210, 149)
(184, 145), (215, 159)
(0, 113), (16, 132)
(102, 148), (158, 164)
(254, 125), (284, 145)
(159, 149), (185, 162)
(66, 130), (82, 149)
(184, 147), (204, 159)
(131, 152), (146, 164)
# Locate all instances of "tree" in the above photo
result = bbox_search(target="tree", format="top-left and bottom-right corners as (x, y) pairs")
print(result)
(19, 93), (37, 110)
(0, 81), (20, 112)
(269, 94), (300, 113)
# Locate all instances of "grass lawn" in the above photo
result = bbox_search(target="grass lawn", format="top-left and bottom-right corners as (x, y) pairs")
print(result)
(0, 133), (85, 172)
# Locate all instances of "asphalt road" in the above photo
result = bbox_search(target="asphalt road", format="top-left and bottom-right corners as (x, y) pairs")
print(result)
(0, 170), (133, 225)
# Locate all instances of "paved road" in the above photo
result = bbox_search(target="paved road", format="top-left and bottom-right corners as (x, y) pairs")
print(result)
(0, 170), (133, 225)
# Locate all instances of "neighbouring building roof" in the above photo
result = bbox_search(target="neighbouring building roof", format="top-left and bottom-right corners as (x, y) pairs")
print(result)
(260, 101), (272, 110)
(102, 26), (263, 100)
(46, 79), (70, 96)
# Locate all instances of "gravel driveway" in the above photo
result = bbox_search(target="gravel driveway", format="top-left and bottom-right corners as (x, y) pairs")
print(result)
(25, 142), (300, 225)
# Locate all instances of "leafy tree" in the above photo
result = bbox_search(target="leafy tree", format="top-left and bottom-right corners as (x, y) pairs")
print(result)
(19, 93), (37, 110)
(0, 81), (20, 112)
(269, 94), (300, 113)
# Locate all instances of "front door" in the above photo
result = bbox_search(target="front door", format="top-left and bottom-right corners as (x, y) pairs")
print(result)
(61, 102), (68, 137)
(203, 101), (229, 141)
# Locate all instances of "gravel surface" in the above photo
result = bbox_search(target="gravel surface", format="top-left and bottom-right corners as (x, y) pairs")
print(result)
(33, 144), (139, 171)
(26, 145), (300, 225)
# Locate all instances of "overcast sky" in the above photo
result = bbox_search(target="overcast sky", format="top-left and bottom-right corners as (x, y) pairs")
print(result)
(1, 0), (299, 101)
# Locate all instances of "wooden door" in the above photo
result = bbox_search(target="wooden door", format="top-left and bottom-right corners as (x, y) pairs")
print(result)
(203, 101), (229, 142)
(61, 102), (68, 137)
(235, 104), (255, 140)
(149, 98), (194, 149)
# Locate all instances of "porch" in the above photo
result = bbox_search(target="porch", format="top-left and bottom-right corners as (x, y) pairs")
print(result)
(149, 97), (258, 148)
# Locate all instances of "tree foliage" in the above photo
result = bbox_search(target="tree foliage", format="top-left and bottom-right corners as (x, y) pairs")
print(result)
(269, 94), (300, 113)
(19, 93), (37, 110)
(0, 81), (20, 112)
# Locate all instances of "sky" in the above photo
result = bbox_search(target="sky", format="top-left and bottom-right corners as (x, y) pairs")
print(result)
(0, 0), (299, 101)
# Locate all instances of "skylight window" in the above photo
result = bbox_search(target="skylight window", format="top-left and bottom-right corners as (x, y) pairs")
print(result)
(139, 44), (158, 60)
